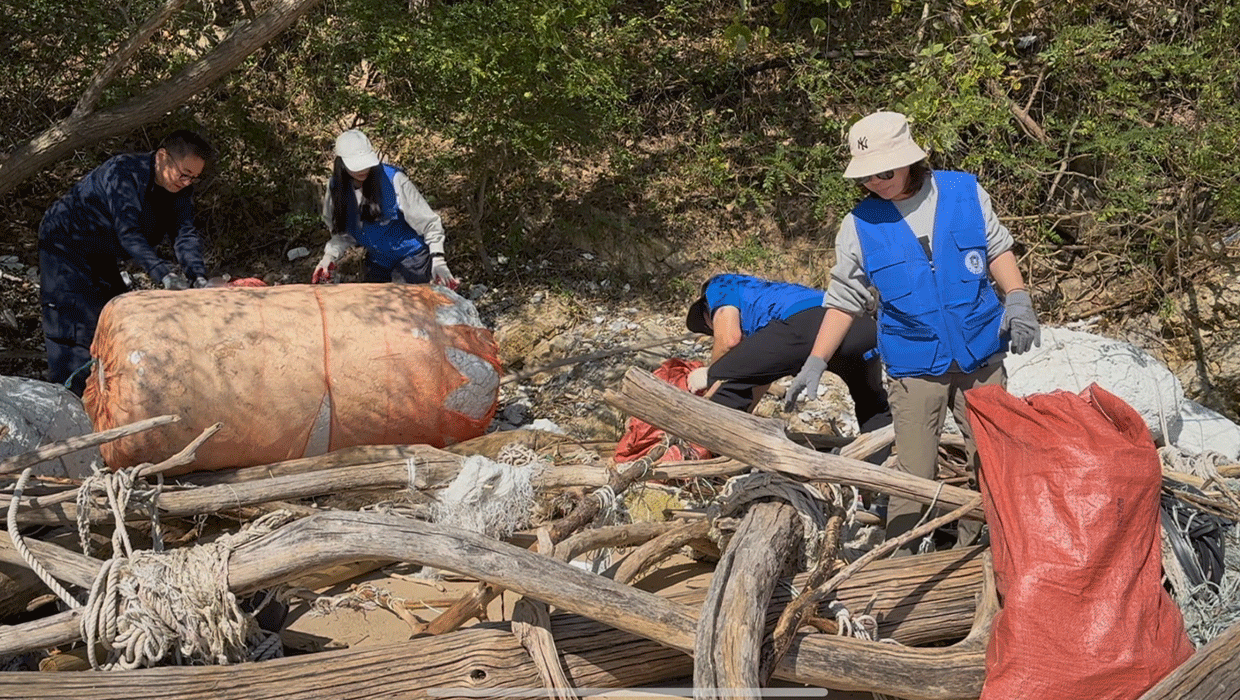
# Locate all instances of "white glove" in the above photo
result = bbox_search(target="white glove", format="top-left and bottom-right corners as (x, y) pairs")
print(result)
(785, 355), (827, 411)
(431, 256), (458, 290)
(161, 272), (190, 290)
(312, 254), (337, 284)
(687, 366), (709, 393)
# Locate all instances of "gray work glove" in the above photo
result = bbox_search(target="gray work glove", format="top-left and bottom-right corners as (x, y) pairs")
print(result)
(192, 276), (210, 289)
(687, 366), (709, 394)
(785, 355), (827, 411)
(161, 272), (190, 290)
(1001, 289), (1041, 354)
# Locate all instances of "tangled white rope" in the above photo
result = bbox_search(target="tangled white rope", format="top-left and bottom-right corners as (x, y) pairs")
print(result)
(76, 462), (164, 558)
(7, 468), (82, 608)
(1158, 445), (1234, 482)
(79, 510), (294, 670)
(430, 445), (545, 539)
(7, 464), (292, 670)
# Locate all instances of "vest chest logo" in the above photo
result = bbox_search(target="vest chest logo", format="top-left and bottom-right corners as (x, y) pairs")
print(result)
(964, 250), (985, 275)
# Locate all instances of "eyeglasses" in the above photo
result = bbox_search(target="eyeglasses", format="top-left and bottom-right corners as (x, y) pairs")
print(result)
(167, 153), (203, 184)
(851, 170), (895, 184)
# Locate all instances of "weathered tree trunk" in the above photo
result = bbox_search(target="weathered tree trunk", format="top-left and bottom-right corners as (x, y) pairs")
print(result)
(1137, 620), (1240, 700)
(0, 512), (987, 698)
(605, 368), (985, 518)
(694, 501), (799, 699)
(0, 0), (323, 198)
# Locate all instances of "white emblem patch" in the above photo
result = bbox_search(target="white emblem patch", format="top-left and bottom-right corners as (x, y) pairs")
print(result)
(964, 250), (985, 276)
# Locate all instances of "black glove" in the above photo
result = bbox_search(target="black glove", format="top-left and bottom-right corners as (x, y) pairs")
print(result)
(1001, 289), (1041, 354)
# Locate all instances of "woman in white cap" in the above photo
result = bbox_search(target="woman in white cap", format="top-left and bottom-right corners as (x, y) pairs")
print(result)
(784, 111), (1041, 553)
(312, 129), (458, 288)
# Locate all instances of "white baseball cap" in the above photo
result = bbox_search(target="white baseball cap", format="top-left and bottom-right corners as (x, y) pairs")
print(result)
(843, 111), (928, 179)
(335, 129), (380, 172)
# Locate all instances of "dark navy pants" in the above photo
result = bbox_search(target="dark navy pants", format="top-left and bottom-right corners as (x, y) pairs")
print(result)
(364, 248), (432, 284)
(38, 247), (125, 397)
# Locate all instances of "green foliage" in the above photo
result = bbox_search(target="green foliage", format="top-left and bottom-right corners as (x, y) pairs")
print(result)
(3, 0), (1239, 293)
(719, 233), (774, 268)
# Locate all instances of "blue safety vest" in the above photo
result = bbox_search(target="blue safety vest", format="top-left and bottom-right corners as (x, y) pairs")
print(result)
(340, 164), (427, 268)
(853, 171), (1003, 377)
(704, 274), (824, 336)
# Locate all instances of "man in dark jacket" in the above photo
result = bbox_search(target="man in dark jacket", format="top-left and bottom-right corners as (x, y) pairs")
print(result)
(38, 129), (216, 395)
(686, 273), (891, 432)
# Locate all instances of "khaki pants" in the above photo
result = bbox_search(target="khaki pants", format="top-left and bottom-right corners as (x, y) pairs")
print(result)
(884, 361), (1006, 554)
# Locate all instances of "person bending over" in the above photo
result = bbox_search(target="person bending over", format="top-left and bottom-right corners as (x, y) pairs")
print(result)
(312, 129), (457, 288)
(686, 273), (890, 432)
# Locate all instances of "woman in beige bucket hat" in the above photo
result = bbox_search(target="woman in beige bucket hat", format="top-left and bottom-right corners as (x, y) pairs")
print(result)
(784, 110), (1041, 553)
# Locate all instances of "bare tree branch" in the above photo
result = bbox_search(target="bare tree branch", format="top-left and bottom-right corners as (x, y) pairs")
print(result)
(0, 0), (323, 198)
(71, 0), (194, 119)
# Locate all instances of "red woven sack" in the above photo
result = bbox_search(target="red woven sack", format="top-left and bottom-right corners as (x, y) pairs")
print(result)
(967, 383), (1193, 700)
(614, 358), (712, 463)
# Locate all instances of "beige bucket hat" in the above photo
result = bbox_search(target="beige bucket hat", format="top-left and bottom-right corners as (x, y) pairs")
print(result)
(843, 111), (928, 179)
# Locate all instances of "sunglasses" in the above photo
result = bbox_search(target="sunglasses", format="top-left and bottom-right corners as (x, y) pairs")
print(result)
(851, 170), (896, 184)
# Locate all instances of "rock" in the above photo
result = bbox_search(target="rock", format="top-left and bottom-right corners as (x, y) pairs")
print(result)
(1004, 326), (1184, 444)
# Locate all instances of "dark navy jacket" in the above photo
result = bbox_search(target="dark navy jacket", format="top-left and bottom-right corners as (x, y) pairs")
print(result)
(39, 151), (207, 293)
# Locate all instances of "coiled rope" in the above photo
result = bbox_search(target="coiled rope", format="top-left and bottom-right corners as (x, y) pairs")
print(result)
(7, 466), (291, 669)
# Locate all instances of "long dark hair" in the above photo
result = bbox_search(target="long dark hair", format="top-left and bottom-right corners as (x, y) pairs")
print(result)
(330, 156), (383, 233)
(856, 160), (931, 199)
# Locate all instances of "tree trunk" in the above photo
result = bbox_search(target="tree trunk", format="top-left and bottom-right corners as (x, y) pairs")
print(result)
(0, 0), (323, 198)
(694, 501), (799, 699)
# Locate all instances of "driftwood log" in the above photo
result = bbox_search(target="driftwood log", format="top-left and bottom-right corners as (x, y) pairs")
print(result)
(1137, 620), (1240, 700)
(0, 520), (984, 651)
(605, 368), (985, 519)
(0, 512), (987, 698)
(694, 501), (800, 698)
(8, 445), (748, 527)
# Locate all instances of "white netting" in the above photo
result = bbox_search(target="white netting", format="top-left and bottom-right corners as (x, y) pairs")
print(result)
(430, 443), (546, 538)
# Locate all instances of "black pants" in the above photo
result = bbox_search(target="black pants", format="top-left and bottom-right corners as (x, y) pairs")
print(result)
(364, 248), (432, 284)
(707, 307), (889, 428)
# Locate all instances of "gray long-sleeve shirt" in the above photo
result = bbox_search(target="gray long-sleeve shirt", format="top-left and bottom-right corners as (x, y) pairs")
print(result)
(824, 174), (1014, 316)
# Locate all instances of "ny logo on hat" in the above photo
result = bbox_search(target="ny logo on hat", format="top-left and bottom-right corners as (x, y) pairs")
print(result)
(857, 137), (869, 150)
